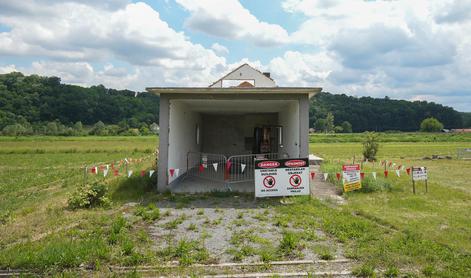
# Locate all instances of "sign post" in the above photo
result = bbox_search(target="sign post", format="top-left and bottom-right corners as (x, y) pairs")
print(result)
(411, 166), (428, 194)
(254, 158), (309, 198)
(342, 164), (362, 192)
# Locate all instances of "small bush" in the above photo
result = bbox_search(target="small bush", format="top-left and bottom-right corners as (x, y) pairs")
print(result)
(362, 132), (379, 161)
(135, 203), (160, 222)
(279, 231), (299, 256)
(67, 182), (110, 209)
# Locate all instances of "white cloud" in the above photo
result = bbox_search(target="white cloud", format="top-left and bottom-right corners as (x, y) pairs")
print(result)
(0, 64), (17, 74)
(211, 43), (229, 55)
(176, 0), (289, 46)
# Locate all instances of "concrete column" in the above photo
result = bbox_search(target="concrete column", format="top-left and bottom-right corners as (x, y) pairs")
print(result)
(157, 95), (169, 192)
(299, 95), (309, 157)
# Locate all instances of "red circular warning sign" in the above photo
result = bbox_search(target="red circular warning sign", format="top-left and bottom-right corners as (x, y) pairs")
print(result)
(289, 174), (302, 187)
(263, 176), (276, 188)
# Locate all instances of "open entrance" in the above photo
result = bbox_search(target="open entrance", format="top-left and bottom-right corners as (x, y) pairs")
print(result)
(167, 99), (300, 192)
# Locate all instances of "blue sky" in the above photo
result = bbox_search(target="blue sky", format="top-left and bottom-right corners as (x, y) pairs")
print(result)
(0, 0), (470, 111)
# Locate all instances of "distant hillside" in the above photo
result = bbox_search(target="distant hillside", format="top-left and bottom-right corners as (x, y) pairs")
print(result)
(0, 72), (465, 134)
(0, 72), (159, 131)
(310, 92), (463, 132)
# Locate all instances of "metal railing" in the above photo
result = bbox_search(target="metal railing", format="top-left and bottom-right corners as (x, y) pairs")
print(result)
(186, 152), (227, 182)
(226, 153), (280, 183)
(186, 151), (286, 185)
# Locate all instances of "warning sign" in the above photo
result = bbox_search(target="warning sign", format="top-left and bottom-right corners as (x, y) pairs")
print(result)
(342, 164), (362, 192)
(254, 158), (310, 198)
(412, 167), (427, 181)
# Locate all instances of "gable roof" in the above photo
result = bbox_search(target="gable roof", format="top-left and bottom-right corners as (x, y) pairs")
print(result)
(208, 63), (276, 88)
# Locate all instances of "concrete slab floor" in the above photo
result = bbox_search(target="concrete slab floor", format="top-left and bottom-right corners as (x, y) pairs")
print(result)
(170, 176), (255, 193)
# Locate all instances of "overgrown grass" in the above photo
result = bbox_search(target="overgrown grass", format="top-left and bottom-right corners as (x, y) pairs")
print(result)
(310, 132), (471, 143)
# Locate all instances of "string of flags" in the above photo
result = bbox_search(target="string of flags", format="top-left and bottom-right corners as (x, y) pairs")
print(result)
(85, 155), (156, 178)
(309, 158), (415, 182)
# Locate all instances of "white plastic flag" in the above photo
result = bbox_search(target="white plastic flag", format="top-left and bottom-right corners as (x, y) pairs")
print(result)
(124, 158), (129, 164)
(213, 163), (218, 172)
(372, 172), (377, 180)
(323, 173), (329, 181)
(241, 163), (246, 173)
(396, 170), (400, 177)
(103, 168), (109, 177)
(401, 165), (405, 171)
(175, 168), (180, 177)
(149, 170), (155, 177)
(127, 170), (133, 177)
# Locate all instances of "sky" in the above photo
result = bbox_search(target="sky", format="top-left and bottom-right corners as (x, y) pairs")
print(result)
(0, 0), (470, 112)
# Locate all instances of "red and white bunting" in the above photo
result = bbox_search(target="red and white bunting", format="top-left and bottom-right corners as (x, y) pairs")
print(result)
(169, 168), (175, 177)
(149, 170), (155, 177)
(175, 168), (180, 177)
(372, 172), (377, 180)
(310, 172), (316, 180)
(103, 168), (109, 177)
(241, 163), (246, 173)
(140, 170), (146, 177)
(395, 170), (400, 177)
(127, 170), (133, 177)
(323, 173), (329, 181)
(213, 163), (218, 172)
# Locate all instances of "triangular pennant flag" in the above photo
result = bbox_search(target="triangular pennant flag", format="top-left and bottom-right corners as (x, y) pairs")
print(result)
(111, 163), (115, 170)
(103, 168), (109, 177)
(323, 173), (329, 181)
(113, 169), (119, 176)
(395, 170), (400, 177)
(384, 170), (389, 178)
(140, 170), (146, 177)
(360, 172), (365, 180)
(127, 170), (133, 177)
(372, 172), (377, 180)
(199, 164), (204, 173)
(336, 173), (341, 181)
(149, 170), (155, 177)
(310, 172), (316, 180)
(388, 162), (393, 167)
(99, 165), (104, 172)
(169, 168), (175, 177)
(401, 165), (405, 171)
(175, 168), (180, 177)
(125, 158), (129, 164)
(241, 163), (246, 173)
(397, 165), (402, 170)
(406, 168), (411, 175)
(226, 160), (232, 170)
(212, 163), (218, 172)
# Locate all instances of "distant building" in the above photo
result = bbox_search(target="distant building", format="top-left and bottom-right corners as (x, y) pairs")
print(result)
(147, 64), (321, 192)
(451, 129), (471, 133)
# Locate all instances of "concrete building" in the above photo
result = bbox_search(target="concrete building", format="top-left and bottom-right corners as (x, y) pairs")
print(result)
(147, 64), (321, 192)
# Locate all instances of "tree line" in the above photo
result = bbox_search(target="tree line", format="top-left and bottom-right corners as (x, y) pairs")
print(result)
(310, 92), (465, 132)
(0, 72), (467, 136)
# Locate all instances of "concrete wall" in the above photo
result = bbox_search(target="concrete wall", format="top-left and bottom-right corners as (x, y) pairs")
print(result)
(157, 93), (311, 192)
(201, 113), (278, 156)
(278, 102), (300, 157)
(167, 100), (202, 184)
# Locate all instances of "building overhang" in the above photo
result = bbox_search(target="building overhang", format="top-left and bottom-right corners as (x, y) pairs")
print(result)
(146, 87), (322, 98)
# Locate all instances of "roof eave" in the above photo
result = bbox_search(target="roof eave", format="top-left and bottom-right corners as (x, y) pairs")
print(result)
(145, 87), (322, 98)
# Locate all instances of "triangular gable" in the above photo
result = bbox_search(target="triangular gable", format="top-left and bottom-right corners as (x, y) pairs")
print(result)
(209, 63), (276, 88)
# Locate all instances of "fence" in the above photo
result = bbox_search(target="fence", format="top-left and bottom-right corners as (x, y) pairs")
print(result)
(186, 152), (283, 184)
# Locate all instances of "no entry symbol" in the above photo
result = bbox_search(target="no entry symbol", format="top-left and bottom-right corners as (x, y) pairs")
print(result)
(263, 175), (276, 188)
(289, 174), (302, 187)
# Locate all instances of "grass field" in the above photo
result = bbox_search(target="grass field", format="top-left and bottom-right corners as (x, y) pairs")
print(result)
(0, 134), (470, 276)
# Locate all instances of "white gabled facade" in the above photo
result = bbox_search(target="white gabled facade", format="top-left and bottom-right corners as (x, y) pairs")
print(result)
(209, 63), (276, 88)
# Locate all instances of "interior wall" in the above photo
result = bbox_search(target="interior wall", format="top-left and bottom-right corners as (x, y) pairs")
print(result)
(278, 102), (300, 158)
(201, 113), (278, 156)
(168, 101), (202, 183)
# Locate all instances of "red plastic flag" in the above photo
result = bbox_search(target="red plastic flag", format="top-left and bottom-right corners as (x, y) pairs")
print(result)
(140, 170), (145, 177)
(310, 172), (316, 180)
(99, 165), (104, 172)
(406, 168), (411, 175)
(113, 169), (119, 176)
(91, 167), (97, 174)
(360, 172), (365, 180)
(111, 163), (115, 169)
(397, 165), (402, 170)
(336, 172), (341, 181)
(169, 168), (175, 177)
(226, 160), (232, 170)
(388, 162), (392, 167)
(384, 170), (389, 177)
(199, 164), (205, 173)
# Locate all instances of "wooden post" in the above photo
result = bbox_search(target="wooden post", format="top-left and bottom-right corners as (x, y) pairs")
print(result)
(412, 166), (416, 194)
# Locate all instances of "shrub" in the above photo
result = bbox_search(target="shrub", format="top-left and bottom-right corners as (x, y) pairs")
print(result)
(420, 117), (444, 132)
(279, 231), (299, 256)
(362, 132), (379, 161)
(135, 203), (160, 222)
(67, 182), (111, 209)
